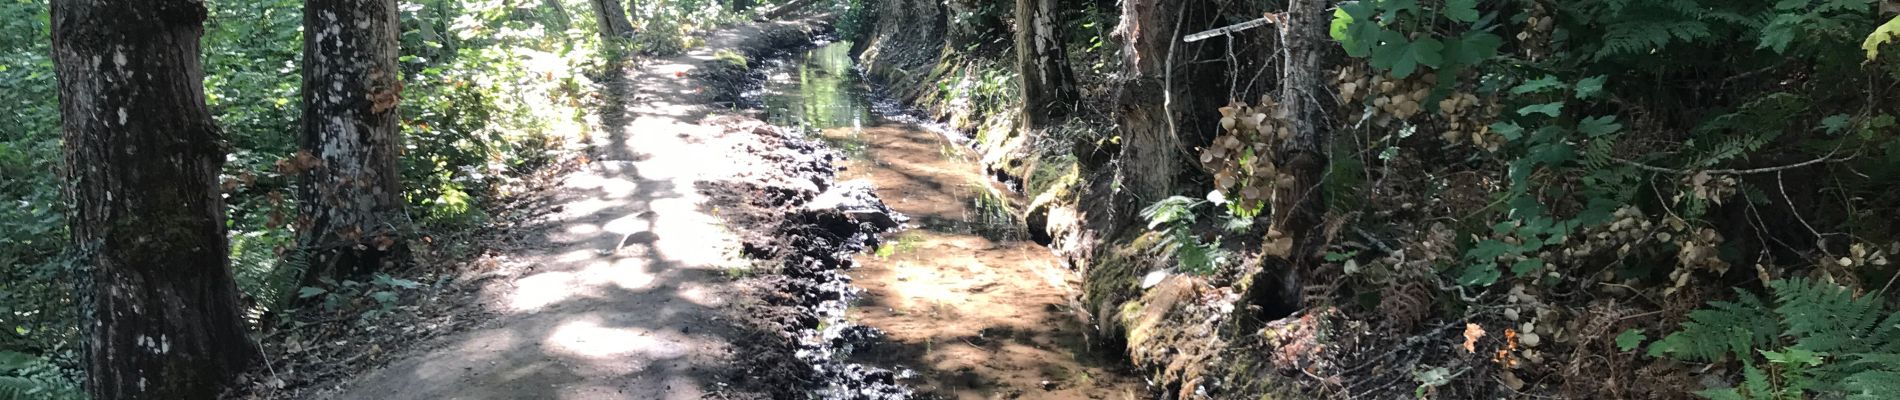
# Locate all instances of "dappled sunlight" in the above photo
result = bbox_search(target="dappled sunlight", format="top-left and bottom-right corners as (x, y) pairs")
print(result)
(544, 317), (685, 360)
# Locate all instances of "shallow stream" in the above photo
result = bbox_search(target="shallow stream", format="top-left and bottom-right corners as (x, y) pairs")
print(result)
(759, 42), (1146, 399)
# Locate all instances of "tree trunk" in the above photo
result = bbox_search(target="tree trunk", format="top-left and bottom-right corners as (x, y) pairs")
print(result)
(591, 0), (635, 40)
(51, 1), (260, 398)
(1246, 0), (1332, 316)
(1014, 0), (1077, 127)
(301, 0), (410, 280)
(1111, 0), (1186, 207)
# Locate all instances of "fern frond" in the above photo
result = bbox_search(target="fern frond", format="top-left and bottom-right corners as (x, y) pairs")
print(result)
(1845, 370), (1900, 400)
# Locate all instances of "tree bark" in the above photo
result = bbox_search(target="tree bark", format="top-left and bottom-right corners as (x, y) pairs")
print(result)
(1111, 0), (1186, 206)
(51, 0), (260, 397)
(591, 0), (635, 40)
(301, 0), (410, 280)
(1014, 0), (1078, 128)
(1247, 0), (1332, 315)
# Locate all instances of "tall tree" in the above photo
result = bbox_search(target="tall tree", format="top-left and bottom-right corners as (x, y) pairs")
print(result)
(50, 0), (260, 397)
(1014, 0), (1078, 128)
(590, 0), (635, 41)
(300, 0), (409, 279)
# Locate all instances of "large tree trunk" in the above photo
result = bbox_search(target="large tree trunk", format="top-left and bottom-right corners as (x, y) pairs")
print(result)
(1111, 0), (1188, 208)
(301, 0), (410, 280)
(591, 0), (635, 40)
(1014, 0), (1078, 127)
(51, 1), (260, 397)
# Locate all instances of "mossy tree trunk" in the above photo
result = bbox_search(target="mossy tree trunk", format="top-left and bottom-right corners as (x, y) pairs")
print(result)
(300, 0), (411, 280)
(51, 0), (261, 397)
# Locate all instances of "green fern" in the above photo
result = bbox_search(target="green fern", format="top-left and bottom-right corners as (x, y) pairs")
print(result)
(1141, 196), (1230, 276)
(1690, 92), (1807, 167)
(1651, 278), (1900, 398)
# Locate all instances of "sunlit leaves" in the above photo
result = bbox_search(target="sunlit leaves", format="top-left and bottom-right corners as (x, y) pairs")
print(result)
(1867, 15), (1900, 60)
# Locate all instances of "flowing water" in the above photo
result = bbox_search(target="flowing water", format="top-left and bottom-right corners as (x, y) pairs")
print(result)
(759, 42), (1146, 399)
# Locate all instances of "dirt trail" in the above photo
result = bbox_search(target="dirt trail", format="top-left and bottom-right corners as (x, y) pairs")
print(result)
(309, 21), (824, 400)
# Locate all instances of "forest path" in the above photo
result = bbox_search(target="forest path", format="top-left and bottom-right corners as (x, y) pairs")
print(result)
(311, 23), (795, 400)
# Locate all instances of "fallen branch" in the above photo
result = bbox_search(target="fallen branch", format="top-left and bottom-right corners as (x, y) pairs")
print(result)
(1610, 153), (1847, 175)
(761, 0), (820, 20)
(1184, 13), (1284, 42)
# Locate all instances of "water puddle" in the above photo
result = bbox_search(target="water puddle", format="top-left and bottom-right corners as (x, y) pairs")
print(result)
(760, 42), (1145, 399)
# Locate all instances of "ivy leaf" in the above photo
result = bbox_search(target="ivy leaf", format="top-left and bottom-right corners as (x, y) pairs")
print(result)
(298, 286), (328, 299)
(1615, 329), (1647, 351)
(1517, 102), (1564, 118)
(1444, 0), (1479, 22)
(1579, 115), (1622, 137)
(1574, 75), (1607, 99)
(1381, 0), (1422, 20)
(1511, 75), (1566, 94)
(1866, 16), (1900, 60)
(1512, 257), (1542, 276)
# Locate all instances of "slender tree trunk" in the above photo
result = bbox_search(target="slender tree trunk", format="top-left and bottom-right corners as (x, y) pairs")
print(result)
(51, 1), (260, 397)
(1247, 0), (1332, 314)
(1111, 0), (1185, 206)
(300, 0), (410, 280)
(591, 0), (635, 40)
(1015, 0), (1077, 127)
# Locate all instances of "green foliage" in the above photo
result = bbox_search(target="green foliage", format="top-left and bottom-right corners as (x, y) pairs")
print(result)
(1866, 15), (1900, 59)
(1650, 279), (1900, 398)
(0, 351), (82, 400)
(1141, 196), (1230, 276)
(1332, 0), (1501, 77)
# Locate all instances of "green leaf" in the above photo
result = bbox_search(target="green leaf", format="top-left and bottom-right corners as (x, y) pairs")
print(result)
(1869, 16), (1900, 60)
(298, 286), (328, 299)
(1444, 0), (1479, 22)
(371, 291), (398, 304)
(1510, 258), (1544, 275)
(1337, 1), (1381, 57)
(1579, 115), (1622, 137)
(1512, 76), (1566, 94)
(1371, 31), (1443, 78)
(1821, 114), (1852, 135)
(1457, 263), (1501, 286)
(1517, 102), (1564, 118)
(1412, 37), (1445, 68)
(1574, 75), (1607, 99)
(1615, 329), (1647, 351)
(1492, 121), (1525, 140)
(1445, 31), (1502, 66)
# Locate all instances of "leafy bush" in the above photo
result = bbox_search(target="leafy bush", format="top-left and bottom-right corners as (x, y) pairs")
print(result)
(0, 351), (83, 400)
(1650, 278), (1900, 399)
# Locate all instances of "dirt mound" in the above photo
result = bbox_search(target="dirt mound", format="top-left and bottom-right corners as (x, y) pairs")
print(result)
(700, 119), (915, 400)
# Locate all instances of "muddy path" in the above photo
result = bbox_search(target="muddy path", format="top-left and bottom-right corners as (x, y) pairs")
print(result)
(754, 42), (1148, 399)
